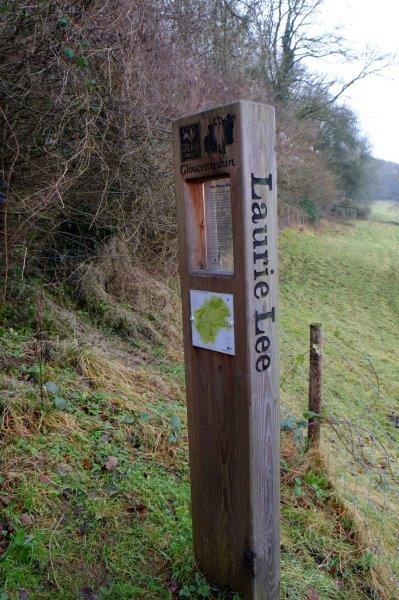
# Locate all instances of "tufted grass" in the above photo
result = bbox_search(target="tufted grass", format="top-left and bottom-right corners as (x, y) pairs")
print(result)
(0, 202), (397, 598)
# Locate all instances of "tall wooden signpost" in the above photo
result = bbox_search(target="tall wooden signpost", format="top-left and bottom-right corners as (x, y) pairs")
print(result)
(173, 101), (280, 600)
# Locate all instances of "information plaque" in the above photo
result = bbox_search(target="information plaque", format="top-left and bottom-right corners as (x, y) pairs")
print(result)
(190, 290), (235, 355)
(185, 176), (234, 274)
(203, 178), (234, 273)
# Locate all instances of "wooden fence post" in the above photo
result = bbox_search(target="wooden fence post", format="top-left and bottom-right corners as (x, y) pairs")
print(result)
(308, 323), (322, 448)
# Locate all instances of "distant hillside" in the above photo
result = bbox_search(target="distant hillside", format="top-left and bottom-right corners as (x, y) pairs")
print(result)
(365, 158), (399, 201)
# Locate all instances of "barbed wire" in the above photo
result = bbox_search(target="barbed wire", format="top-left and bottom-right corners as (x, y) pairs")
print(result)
(322, 337), (399, 596)
(282, 330), (399, 597)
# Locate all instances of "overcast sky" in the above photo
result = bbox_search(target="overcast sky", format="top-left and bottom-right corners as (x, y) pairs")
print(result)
(306, 0), (399, 163)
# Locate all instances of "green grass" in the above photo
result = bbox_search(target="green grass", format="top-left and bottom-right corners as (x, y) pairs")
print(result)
(369, 200), (399, 223)
(279, 203), (399, 593)
(1, 202), (398, 598)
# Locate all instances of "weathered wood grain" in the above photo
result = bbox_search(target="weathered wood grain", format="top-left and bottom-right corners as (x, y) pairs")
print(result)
(173, 101), (280, 600)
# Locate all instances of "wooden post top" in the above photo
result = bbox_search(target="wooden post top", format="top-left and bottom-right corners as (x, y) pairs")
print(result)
(174, 100), (275, 176)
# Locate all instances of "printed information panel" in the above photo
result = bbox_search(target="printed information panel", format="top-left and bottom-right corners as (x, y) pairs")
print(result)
(190, 290), (235, 355)
(203, 178), (234, 274)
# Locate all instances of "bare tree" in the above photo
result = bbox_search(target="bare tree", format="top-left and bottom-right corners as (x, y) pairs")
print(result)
(242, 0), (391, 103)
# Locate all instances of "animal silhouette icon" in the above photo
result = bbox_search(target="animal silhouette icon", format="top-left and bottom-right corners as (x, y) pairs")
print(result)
(204, 114), (235, 156)
(213, 116), (226, 155)
(182, 126), (196, 143)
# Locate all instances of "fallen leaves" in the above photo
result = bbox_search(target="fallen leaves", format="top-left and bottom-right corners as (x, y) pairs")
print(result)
(166, 579), (180, 596)
(20, 514), (33, 527)
(132, 502), (147, 517)
(0, 521), (14, 555)
(39, 474), (52, 484)
(80, 587), (98, 600)
(306, 589), (320, 600)
(104, 456), (118, 471)
(124, 492), (147, 518)
(0, 494), (14, 506)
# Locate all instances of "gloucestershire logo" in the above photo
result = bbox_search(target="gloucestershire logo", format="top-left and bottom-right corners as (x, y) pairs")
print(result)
(180, 123), (201, 161)
(204, 113), (235, 156)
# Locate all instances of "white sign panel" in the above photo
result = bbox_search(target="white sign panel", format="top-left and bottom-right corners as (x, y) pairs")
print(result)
(190, 290), (235, 355)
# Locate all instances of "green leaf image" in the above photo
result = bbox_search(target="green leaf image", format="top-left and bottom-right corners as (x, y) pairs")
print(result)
(194, 296), (230, 344)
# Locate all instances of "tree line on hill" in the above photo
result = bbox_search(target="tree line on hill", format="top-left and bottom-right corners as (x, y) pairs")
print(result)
(365, 158), (399, 202)
(0, 0), (393, 301)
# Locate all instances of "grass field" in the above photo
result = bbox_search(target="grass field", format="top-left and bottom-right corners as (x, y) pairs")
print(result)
(0, 202), (398, 599)
(279, 201), (399, 594)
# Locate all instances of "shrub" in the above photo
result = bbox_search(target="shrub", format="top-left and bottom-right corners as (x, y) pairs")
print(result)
(300, 198), (321, 222)
(355, 203), (371, 219)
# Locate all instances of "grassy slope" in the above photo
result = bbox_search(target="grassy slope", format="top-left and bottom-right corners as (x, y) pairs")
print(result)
(279, 201), (399, 593)
(0, 203), (398, 599)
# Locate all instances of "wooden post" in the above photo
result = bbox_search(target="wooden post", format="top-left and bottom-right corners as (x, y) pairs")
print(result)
(308, 323), (322, 448)
(173, 101), (280, 600)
